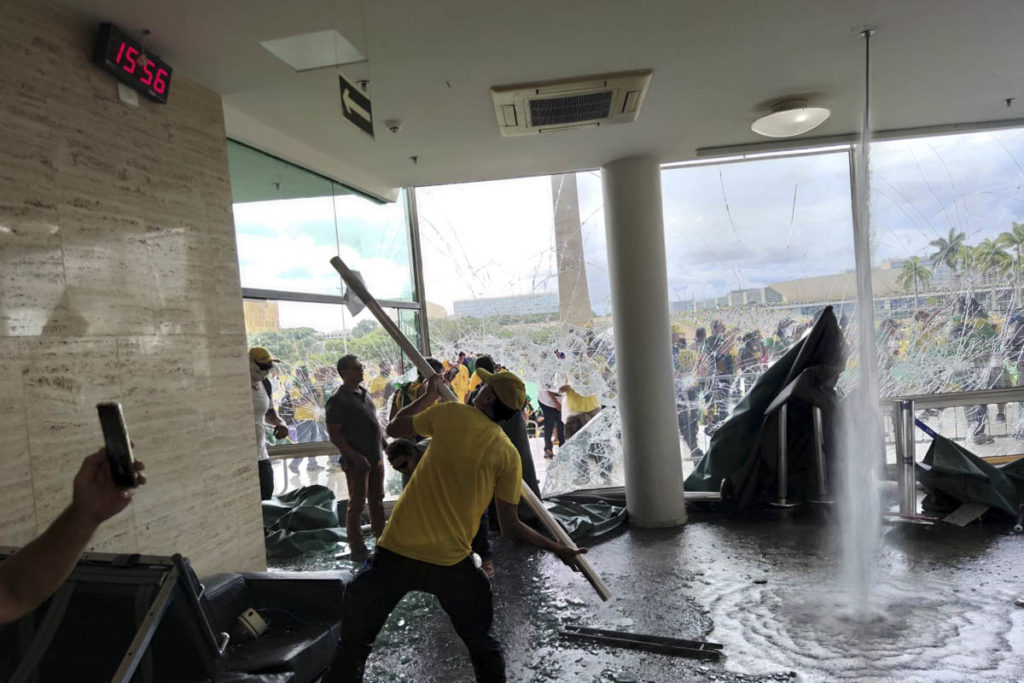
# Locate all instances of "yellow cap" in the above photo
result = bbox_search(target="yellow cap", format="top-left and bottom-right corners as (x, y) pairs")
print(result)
(476, 368), (526, 410)
(249, 347), (280, 364)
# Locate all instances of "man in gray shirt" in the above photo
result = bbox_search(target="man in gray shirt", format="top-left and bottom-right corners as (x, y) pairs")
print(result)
(326, 354), (386, 562)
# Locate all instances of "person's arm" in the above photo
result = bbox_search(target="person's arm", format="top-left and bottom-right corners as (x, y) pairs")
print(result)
(0, 449), (146, 625)
(386, 373), (443, 439)
(264, 407), (289, 439)
(494, 499), (585, 568)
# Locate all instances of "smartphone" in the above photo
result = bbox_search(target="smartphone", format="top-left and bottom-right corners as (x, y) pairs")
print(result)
(97, 402), (138, 487)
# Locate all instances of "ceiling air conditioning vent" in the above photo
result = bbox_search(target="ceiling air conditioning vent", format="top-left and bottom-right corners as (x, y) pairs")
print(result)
(492, 70), (652, 137)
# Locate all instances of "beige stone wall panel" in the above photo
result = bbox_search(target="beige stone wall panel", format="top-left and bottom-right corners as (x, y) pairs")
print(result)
(0, 2), (266, 574)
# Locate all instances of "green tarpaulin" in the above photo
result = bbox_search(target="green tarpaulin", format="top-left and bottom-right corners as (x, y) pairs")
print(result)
(263, 485), (626, 559)
(263, 485), (346, 559)
(684, 307), (845, 513)
(916, 431), (1024, 517)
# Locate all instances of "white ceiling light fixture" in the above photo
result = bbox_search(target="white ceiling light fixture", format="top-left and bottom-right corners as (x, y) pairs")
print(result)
(751, 100), (830, 138)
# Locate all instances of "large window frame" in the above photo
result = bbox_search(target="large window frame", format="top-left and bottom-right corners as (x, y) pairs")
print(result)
(229, 141), (430, 460)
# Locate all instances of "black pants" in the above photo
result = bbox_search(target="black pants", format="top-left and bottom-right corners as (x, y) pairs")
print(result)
(258, 459), (274, 500)
(330, 548), (505, 682)
(540, 404), (565, 451)
(676, 387), (699, 452)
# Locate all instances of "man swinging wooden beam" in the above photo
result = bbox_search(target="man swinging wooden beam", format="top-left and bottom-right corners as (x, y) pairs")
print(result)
(329, 369), (585, 682)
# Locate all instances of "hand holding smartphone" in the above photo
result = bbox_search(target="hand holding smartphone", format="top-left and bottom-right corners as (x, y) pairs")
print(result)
(96, 402), (139, 488)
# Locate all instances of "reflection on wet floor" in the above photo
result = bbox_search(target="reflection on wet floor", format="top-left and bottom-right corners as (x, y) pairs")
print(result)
(267, 443), (1024, 681)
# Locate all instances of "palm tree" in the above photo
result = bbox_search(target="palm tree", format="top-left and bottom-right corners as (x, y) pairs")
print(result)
(928, 228), (966, 289)
(996, 221), (1024, 305)
(896, 257), (932, 310)
(971, 239), (1011, 310)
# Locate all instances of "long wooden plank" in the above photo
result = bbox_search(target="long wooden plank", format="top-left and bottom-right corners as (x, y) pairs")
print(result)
(329, 256), (612, 601)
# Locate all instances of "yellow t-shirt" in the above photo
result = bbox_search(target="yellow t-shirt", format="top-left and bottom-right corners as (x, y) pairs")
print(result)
(677, 348), (698, 374)
(563, 387), (600, 415)
(378, 402), (522, 566)
(368, 374), (389, 396)
(467, 371), (483, 398)
(450, 364), (470, 402)
(290, 385), (320, 422)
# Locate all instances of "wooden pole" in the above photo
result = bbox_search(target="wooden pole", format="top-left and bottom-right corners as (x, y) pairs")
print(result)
(330, 256), (611, 601)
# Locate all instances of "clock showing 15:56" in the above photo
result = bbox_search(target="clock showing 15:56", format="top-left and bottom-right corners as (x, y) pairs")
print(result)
(93, 23), (173, 104)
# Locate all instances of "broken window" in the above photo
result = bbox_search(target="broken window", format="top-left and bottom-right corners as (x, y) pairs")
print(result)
(871, 128), (1024, 455)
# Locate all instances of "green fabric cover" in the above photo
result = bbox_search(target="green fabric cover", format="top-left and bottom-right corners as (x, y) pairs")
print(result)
(544, 499), (627, 541)
(263, 485), (346, 559)
(684, 307), (845, 513)
(916, 432), (1024, 517)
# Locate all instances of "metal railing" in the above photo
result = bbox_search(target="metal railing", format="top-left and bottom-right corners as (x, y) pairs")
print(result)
(267, 442), (337, 460)
(888, 386), (1024, 516)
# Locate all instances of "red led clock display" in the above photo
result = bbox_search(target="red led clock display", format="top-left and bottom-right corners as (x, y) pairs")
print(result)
(94, 23), (172, 104)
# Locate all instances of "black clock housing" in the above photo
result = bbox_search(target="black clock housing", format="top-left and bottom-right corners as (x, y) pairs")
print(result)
(93, 23), (172, 104)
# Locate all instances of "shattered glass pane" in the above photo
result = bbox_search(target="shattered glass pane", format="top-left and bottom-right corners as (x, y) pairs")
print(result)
(242, 299), (414, 501)
(871, 128), (1024, 459)
(229, 143), (422, 502)
(417, 173), (626, 492)
(662, 152), (857, 460)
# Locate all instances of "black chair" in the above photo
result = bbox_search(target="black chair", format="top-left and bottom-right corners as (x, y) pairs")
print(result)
(0, 548), (348, 683)
(200, 571), (346, 682)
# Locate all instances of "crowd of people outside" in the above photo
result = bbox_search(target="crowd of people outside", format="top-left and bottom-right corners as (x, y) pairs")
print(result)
(671, 294), (1024, 455)
(250, 292), (1024, 510)
(874, 296), (1024, 443)
(671, 315), (807, 459)
(249, 326), (618, 483)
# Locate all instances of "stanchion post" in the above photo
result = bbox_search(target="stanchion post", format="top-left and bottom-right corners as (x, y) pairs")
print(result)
(900, 399), (917, 515)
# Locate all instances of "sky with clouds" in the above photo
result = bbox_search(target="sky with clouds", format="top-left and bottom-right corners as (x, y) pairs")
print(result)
(234, 127), (1024, 330)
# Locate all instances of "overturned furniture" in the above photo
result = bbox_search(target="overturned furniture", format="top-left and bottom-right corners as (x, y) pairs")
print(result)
(0, 549), (346, 682)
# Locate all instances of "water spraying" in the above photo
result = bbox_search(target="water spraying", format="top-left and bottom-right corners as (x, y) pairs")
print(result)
(840, 27), (883, 614)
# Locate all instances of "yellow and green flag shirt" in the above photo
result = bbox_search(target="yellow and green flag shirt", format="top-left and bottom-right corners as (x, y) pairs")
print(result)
(377, 402), (522, 566)
(563, 387), (600, 415)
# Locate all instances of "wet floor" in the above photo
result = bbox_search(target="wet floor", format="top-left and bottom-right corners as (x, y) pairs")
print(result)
(274, 486), (1023, 682)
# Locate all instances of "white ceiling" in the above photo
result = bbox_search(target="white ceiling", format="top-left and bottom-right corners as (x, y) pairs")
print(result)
(47, 0), (1024, 199)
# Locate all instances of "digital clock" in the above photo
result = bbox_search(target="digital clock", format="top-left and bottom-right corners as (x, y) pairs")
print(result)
(93, 23), (172, 104)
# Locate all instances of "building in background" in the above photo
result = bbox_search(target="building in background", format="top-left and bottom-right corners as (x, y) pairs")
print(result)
(453, 292), (559, 318)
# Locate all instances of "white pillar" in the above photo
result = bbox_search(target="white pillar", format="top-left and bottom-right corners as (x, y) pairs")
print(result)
(602, 155), (686, 527)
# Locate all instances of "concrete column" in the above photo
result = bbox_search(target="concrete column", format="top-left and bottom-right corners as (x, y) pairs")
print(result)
(601, 155), (686, 527)
(551, 174), (594, 326)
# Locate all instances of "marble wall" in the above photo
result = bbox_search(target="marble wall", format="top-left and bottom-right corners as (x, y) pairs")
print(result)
(0, 1), (267, 574)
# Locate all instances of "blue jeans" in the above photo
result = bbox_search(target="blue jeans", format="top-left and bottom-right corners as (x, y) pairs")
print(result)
(289, 421), (324, 469)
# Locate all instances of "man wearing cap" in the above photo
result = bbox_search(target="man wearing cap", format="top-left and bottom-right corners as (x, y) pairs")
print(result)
(249, 347), (290, 500)
(330, 369), (584, 682)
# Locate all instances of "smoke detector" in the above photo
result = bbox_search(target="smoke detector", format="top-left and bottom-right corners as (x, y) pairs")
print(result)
(491, 70), (652, 137)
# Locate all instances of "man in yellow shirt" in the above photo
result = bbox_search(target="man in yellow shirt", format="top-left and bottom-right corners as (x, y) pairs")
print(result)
(330, 370), (583, 682)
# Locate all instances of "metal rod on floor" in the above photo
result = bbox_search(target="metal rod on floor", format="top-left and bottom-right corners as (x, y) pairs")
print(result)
(330, 256), (612, 601)
(560, 624), (723, 660)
